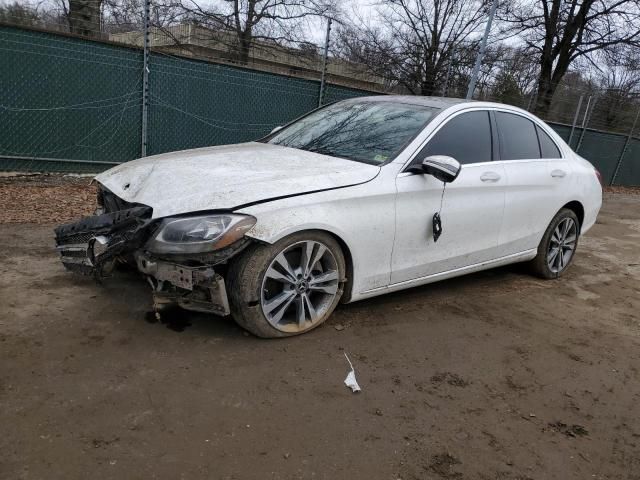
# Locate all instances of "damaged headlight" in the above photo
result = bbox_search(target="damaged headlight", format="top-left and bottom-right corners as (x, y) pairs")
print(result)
(147, 214), (256, 254)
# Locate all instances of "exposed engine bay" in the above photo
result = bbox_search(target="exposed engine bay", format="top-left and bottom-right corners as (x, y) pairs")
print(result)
(54, 186), (251, 316)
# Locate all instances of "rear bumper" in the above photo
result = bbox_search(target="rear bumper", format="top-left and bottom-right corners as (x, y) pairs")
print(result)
(581, 192), (602, 235)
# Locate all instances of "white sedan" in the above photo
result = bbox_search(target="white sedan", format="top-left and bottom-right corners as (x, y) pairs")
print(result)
(55, 96), (602, 337)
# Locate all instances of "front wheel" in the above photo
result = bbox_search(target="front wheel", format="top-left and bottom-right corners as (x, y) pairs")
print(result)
(529, 208), (580, 279)
(227, 231), (345, 338)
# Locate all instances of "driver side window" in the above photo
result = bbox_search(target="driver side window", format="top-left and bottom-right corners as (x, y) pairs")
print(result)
(416, 111), (493, 165)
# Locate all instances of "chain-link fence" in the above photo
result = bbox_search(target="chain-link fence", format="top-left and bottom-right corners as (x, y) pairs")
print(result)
(1, 19), (639, 185)
(0, 21), (376, 173)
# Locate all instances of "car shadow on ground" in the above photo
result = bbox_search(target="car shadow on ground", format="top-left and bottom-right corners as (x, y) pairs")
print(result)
(338, 262), (533, 315)
(108, 261), (535, 338)
(90, 267), (243, 338)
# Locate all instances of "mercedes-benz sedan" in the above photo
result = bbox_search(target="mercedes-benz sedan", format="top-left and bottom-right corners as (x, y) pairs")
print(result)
(55, 96), (602, 337)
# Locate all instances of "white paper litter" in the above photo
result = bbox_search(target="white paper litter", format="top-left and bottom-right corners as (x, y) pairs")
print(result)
(343, 353), (361, 393)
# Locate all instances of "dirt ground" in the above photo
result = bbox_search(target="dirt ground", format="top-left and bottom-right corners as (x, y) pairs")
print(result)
(1, 176), (640, 480)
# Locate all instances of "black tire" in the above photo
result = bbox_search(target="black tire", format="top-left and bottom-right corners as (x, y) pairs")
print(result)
(227, 231), (346, 338)
(529, 208), (580, 279)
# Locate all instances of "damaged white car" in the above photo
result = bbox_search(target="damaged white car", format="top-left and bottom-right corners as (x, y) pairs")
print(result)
(55, 96), (602, 337)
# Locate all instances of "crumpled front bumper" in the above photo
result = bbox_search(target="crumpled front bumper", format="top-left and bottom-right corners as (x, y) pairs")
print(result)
(55, 194), (239, 316)
(55, 205), (153, 277)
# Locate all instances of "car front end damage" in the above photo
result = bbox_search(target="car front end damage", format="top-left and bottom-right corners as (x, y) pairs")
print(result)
(54, 185), (255, 316)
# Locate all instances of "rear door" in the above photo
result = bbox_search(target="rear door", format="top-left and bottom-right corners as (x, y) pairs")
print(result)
(538, 123), (574, 210)
(495, 111), (569, 254)
(391, 110), (506, 284)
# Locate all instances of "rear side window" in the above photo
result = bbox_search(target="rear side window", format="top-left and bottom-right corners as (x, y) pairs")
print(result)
(418, 111), (493, 165)
(495, 112), (540, 160)
(536, 125), (562, 158)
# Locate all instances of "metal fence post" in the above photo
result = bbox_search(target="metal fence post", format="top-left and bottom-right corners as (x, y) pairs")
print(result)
(466, 0), (498, 99)
(140, 0), (151, 157)
(318, 17), (332, 107)
(567, 94), (584, 148)
(610, 108), (640, 186)
(441, 48), (454, 97)
(526, 92), (537, 112)
(575, 95), (593, 154)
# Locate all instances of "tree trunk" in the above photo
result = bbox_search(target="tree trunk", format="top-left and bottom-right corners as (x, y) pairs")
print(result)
(420, 81), (438, 96)
(419, 60), (439, 96)
(533, 77), (555, 117)
(68, 0), (103, 38)
(233, 30), (252, 64)
(534, 49), (573, 118)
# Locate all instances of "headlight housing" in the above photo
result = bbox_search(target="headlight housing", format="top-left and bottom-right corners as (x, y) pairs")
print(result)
(147, 214), (256, 254)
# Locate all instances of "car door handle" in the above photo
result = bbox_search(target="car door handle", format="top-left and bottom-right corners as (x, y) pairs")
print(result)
(551, 169), (566, 178)
(480, 171), (501, 182)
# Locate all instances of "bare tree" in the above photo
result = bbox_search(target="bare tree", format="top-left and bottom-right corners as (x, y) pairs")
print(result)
(101, 0), (183, 33)
(335, 0), (489, 96)
(591, 46), (640, 130)
(67, 0), (104, 37)
(501, 0), (640, 116)
(172, 0), (336, 64)
(0, 2), (41, 27)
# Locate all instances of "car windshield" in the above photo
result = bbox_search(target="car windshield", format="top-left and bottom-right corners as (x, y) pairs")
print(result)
(266, 100), (441, 165)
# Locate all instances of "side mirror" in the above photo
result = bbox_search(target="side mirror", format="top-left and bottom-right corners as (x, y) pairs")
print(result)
(270, 126), (283, 134)
(420, 155), (461, 183)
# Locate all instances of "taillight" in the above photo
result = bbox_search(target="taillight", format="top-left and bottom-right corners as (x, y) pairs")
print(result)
(595, 169), (604, 188)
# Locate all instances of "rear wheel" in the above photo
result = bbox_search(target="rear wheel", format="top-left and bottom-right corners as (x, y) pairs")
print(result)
(227, 231), (345, 338)
(530, 208), (580, 279)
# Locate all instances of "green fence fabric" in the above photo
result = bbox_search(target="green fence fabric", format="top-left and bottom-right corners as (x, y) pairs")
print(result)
(1, 25), (638, 185)
(324, 83), (378, 104)
(547, 123), (571, 143)
(614, 139), (640, 186)
(147, 53), (319, 155)
(0, 25), (142, 169)
(547, 122), (638, 185)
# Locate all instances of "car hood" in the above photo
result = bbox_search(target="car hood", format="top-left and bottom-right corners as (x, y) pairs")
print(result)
(95, 142), (380, 219)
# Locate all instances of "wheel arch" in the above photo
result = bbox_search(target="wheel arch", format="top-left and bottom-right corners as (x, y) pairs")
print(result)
(561, 201), (585, 230)
(246, 225), (356, 303)
(323, 230), (355, 303)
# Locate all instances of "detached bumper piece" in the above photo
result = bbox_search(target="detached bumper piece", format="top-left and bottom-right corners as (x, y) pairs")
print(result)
(137, 254), (231, 316)
(54, 206), (153, 278)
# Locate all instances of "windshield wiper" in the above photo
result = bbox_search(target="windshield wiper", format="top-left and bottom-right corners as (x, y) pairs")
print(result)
(304, 146), (337, 157)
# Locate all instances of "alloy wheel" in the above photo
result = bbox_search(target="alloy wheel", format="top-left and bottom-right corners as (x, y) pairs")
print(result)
(547, 217), (578, 274)
(260, 240), (340, 333)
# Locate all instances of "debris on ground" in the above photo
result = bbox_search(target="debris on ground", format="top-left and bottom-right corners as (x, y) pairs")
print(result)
(0, 173), (96, 224)
(344, 353), (361, 393)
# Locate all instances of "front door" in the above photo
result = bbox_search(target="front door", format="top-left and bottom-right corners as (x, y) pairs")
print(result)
(391, 110), (506, 284)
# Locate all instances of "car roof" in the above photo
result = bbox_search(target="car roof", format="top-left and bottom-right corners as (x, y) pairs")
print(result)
(341, 95), (536, 114)
(342, 95), (472, 109)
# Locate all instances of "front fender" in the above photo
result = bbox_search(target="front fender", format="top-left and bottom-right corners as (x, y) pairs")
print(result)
(235, 176), (397, 298)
